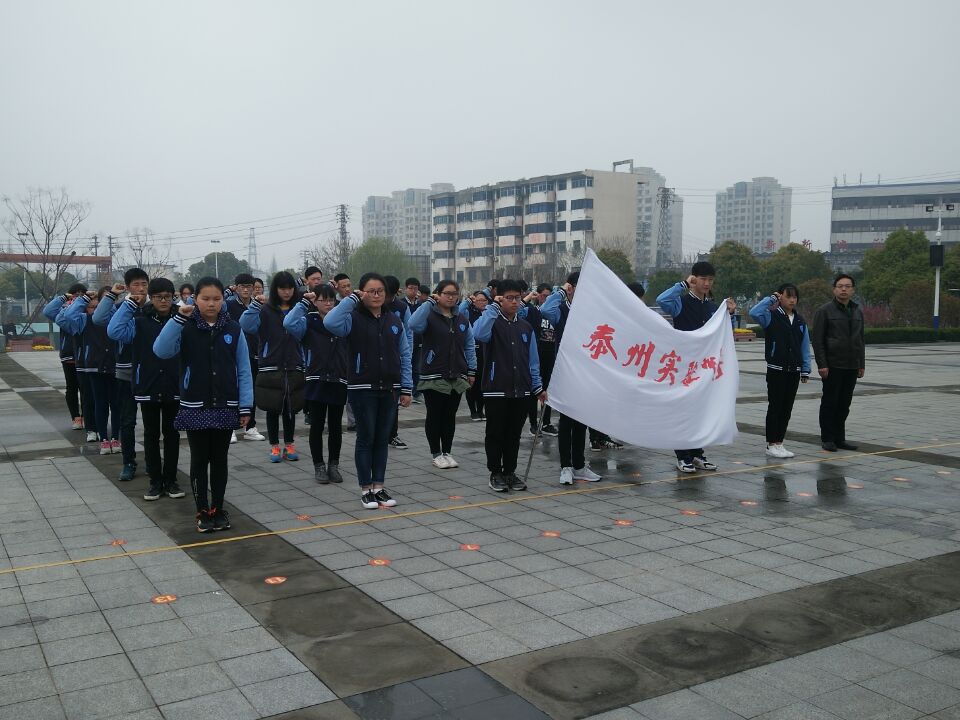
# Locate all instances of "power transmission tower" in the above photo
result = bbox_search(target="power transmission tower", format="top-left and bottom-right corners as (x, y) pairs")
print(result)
(247, 228), (258, 272)
(656, 187), (675, 268)
(90, 234), (99, 256)
(334, 204), (351, 271)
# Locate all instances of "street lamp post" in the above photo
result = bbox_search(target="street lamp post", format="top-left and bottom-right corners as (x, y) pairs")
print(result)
(211, 240), (221, 278)
(926, 201), (955, 330)
(16, 232), (29, 320)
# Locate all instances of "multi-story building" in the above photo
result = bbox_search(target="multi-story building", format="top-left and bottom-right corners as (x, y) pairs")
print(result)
(715, 177), (793, 253)
(828, 180), (960, 271)
(633, 166), (683, 270)
(363, 183), (455, 262)
(430, 166), (669, 287)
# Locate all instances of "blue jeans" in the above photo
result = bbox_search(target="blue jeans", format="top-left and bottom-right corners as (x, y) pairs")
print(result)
(88, 373), (119, 441)
(348, 389), (395, 488)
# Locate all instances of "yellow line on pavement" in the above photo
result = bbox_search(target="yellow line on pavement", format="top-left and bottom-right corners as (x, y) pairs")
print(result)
(3, 440), (958, 576)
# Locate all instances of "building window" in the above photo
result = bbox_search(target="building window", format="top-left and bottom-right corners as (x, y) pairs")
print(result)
(472, 190), (491, 202)
(496, 226), (522, 237)
(525, 222), (555, 234)
(432, 196), (454, 208)
(556, 180), (567, 190)
(473, 210), (494, 221)
(556, 200), (566, 211)
(571, 198), (594, 210)
(433, 215), (454, 225)
(570, 219), (593, 231)
(433, 233), (454, 242)
(556, 241), (567, 252)
(570, 176), (593, 188)
(456, 212), (472, 222)
(496, 206), (521, 217)
(498, 187), (516, 198)
(556, 221), (566, 232)
(529, 181), (554, 193)
(573, 240), (581, 253)
(525, 202), (555, 214)
(457, 230), (471, 240)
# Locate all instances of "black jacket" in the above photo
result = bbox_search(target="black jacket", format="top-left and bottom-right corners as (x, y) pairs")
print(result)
(812, 298), (865, 370)
(415, 302), (475, 382)
(303, 311), (348, 385)
(243, 301), (304, 372)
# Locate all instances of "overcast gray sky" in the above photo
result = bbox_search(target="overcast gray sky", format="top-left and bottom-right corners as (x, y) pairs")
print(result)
(2, 0), (958, 273)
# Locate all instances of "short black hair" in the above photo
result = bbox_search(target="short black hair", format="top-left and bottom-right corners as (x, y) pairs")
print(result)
(124, 268), (149, 285)
(383, 275), (400, 296)
(518, 279), (530, 292)
(691, 261), (716, 277)
(358, 272), (386, 291)
(253, 277), (264, 287)
(195, 277), (224, 295)
(148, 278), (175, 296)
(419, 284), (430, 296)
(68, 282), (87, 295)
(333, 273), (350, 283)
(498, 279), (525, 296)
(179, 283), (194, 294)
(316, 284), (337, 300)
(626, 282), (646, 299)
(536, 283), (552, 294)
(234, 273), (255, 286)
(833, 273), (856, 287)
(566, 271), (580, 286)
(304, 266), (323, 279)
(404, 277), (420, 288)
(777, 283), (799, 299)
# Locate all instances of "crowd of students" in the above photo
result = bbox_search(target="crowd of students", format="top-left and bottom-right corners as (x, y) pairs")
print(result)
(44, 259), (858, 533)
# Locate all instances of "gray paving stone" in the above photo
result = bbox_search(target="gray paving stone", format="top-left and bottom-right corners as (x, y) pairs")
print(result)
(499, 617), (585, 650)
(0, 696), (65, 720)
(102, 601), (176, 630)
(50, 654), (138, 693)
(842, 632), (941, 666)
(631, 688), (746, 720)
(436, 583), (511, 609)
(0, 643), (45, 677)
(555, 606), (636, 635)
(411, 610), (494, 641)
(694, 673), (803, 717)
(809, 684), (922, 720)
(910, 655), (960, 690)
(40, 631), (122, 666)
(443, 629), (530, 664)
(889, 621), (960, 652)
(239, 671), (337, 715)
(755, 701), (848, 720)
(0, 623), (37, 651)
(204, 626), (281, 661)
(59, 678), (154, 720)
(127, 638), (217, 676)
(219, 648), (309, 686)
(861, 668), (960, 714)
(143, 662), (234, 705)
(159, 688), (259, 720)
(115, 618), (194, 651)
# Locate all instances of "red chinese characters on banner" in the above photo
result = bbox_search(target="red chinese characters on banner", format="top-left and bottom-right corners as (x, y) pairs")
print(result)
(622, 342), (656, 378)
(655, 350), (681, 385)
(583, 324), (618, 360)
(701, 354), (724, 380)
(681, 361), (701, 387)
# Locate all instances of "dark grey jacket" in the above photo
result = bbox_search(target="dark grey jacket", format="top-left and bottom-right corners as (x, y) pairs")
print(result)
(811, 299), (865, 370)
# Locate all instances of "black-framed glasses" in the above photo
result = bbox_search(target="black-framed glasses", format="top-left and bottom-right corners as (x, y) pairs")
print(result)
(440, 291), (459, 298)
(151, 294), (173, 302)
(502, 295), (522, 301)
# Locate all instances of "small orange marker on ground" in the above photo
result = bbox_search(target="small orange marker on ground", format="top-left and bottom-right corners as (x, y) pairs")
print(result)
(264, 576), (287, 585)
(797, 492), (814, 497)
(448, 495), (464, 500)
(368, 558), (391, 566)
(847, 483), (864, 489)
(613, 519), (634, 526)
(739, 500), (758, 507)
(541, 531), (561, 538)
(110, 539), (127, 546)
(460, 544), (480, 551)
(680, 509), (700, 516)
(296, 514), (312, 521)
(151, 594), (177, 604)
(893, 477), (910, 482)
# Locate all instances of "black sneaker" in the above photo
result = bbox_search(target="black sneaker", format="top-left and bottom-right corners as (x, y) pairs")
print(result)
(143, 483), (162, 501)
(541, 424), (559, 437)
(506, 473), (527, 491)
(196, 511), (215, 533)
(212, 509), (231, 531)
(346, 423), (357, 432)
(470, 411), (482, 422)
(602, 439), (624, 449)
(327, 464), (344, 484)
(528, 426), (539, 438)
(314, 463), (329, 484)
(361, 491), (379, 509)
(590, 439), (604, 452)
(389, 436), (408, 449)
(374, 488), (397, 507)
(303, 412), (312, 426)
(165, 482), (185, 499)
(118, 464), (136, 482)
(488, 472), (508, 493)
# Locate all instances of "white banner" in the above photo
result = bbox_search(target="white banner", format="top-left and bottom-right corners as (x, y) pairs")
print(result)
(547, 249), (739, 449)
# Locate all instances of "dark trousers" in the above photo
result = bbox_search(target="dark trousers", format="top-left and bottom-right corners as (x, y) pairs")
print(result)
(247, 365), (258, 429)
(308, 400), (344, 466)
(529, 345), (555, 427)
(819, 368), (858, 443)
(186, 428), (232, 512)
(559, 413), (587, 469)
(484, 397), (528, 474)
(77, 371), (96, 431)
(411, 344), (422, 398)
(766, 370), (801, 443)
(349, 389), (395, 488)
(117, 379), (138, 466)
(466, 347), (485, 417)
(140, 401), (180, 485)
(675, 448), (704, 463)
(390, 395), (400, 439)
(423, 389), (462, 455)
(266, 402), (296, 445)
(88, 373), (119, 441)
(62, 363), (80, 419)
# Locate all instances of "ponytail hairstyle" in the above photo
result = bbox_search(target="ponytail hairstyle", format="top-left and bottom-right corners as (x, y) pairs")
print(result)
(268, 271), (299, 308)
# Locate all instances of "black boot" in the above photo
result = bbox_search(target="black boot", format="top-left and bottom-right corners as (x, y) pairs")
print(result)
(327, 464), (344, 484)
(314, 463), (328, 484)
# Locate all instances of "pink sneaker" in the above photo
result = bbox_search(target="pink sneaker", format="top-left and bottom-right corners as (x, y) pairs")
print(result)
(110, 439), (121, 454)
(99, 440), (111, 455)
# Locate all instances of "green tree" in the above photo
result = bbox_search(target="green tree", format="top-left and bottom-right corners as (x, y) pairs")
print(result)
(758, 244), (833, 291)
(891, 279), (960, 328)
(859, 229), (932, 305)
(708, 241), (761, 299)
(644, 268), (683, 304)
(941, 244), (960, 295)
(595, 248), (635, 285)
(186, 252), (251, 283)
(345, 237), (416, 283)
(795, 278), (834, 321)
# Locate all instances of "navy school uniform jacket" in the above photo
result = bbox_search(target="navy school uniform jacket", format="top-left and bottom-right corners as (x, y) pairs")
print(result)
(283, 299), (349, 385)
(323, 293), (413, 395)
(239, 300), (304, 373)
(225, 293), (259, 366)
(656, 281), (721, 331)
(748, 295), (812, 377)
(43, 295), (77, 363)
(57, 296), (114, 375)
(386, 297), (414, 351)
(153, 309), (253, 414)
(107, 298), (180, 402)
(538, 288), (572, 345)
(472, 301), (543, 399)
(92, 291), (138, 379)
(408, 299), (477, 382)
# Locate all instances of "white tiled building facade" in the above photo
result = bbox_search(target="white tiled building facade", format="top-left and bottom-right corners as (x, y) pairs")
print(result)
(715, 176), (792, 253)
(633, 166), (683, 270)
(362, 183), (455, 257)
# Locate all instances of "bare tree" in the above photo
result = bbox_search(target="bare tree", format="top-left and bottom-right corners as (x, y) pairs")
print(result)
(2, 187), (90, 320)
(116, 227), (175, 278)
(304, 239), (355, 275)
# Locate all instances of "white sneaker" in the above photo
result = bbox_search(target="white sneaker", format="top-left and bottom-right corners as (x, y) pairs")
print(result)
(86, 430), (98, 443)
(230, 431), (238, 444)
(432, 455), (450, 469)
(443, 453), (459, 468)
(766, 444), (784, 458)
(243, 428), (266, 441)
(573, 465), (602, 482)
(560, 467), (574, 485)
(778, 444), (795, 458)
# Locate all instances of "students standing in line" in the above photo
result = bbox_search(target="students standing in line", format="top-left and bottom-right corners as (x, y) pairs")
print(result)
(383, 275), (413, 450)
(541, 273), (603, 486)
(462, 290), (489, 421)
(749, 284), (811, 459)
(333, 273), (356, 431)
(409, 280), (477, 469)
(656, 261), (737, 473)
(58, 287), (118, 455)
(284, 284), (348, 485)
(154, 277), (253, 532)
(403, 277), (423, 403)
(521, 283), (559, 437)
(473, 279), (545, 493)
(43, 283), (90, 433)
(177, 283), (194, 306)
(324, 272), (413, 509)
(93, 268), (150, 482)
(225, 273), (266, 442)
(240, 271), (306, 463)
(107, 277), (185, 500)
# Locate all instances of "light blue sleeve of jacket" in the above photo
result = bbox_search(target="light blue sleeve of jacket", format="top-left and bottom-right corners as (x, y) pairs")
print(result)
(528, 333), (543, 396)
(153, 313), (186, 359)
(457, 299), (470, 315)
(235, 332), (254, 413)
(655, 281), (687, 317)
(43, 295), (67, 322)
(323, 294), (357, 337)
(539, 289), (565, 325)
(800, 324), (812, 376)
(401, 305), (413, 348)
(471, 301), (499, 343)
(92, 293), (118, 326)
(398, 323), (413, 394)
(59, 295), (89, 335)
(107, 299), (138, 344)
(748, 295), (776, 329)
(409, 299), (434, 334)
(238, 300), (262, 334)
(464, 321), (477, 374)
(283, 299), (310, 341)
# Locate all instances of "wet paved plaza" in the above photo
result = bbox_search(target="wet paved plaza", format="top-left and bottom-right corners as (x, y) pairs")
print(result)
(1, 342), (959, 719)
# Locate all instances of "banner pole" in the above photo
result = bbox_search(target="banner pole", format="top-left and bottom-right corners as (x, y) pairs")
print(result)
(522, 401), (547, 486)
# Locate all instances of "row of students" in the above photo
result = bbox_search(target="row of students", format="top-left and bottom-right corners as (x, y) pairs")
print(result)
(43, 284), (94, 436)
